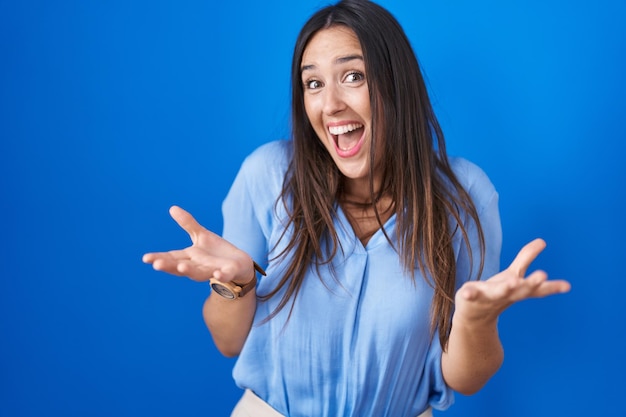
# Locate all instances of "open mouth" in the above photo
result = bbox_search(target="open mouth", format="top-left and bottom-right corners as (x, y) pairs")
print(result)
(329, 123), (364, 156)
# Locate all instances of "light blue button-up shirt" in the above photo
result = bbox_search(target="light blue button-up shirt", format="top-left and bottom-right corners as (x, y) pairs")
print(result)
(222, 140), (502, 417)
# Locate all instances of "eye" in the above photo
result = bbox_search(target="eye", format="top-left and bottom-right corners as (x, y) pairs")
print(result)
(304, 79), (323, 90)
(345, 71), (365, 83)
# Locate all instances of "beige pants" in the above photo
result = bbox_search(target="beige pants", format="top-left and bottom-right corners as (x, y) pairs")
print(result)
(230, 389), (433, 417)
(231, 389), (283, 417)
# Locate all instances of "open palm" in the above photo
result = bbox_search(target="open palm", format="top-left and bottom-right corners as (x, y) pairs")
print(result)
(142, 206), (254, 284)
(454, 239), (571, 324)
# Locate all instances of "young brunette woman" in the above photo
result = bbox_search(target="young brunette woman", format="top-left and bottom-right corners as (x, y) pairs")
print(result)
(143, 1), (570, 416)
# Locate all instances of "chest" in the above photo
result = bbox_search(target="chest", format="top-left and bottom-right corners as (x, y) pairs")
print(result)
(259, 242), (434, 354)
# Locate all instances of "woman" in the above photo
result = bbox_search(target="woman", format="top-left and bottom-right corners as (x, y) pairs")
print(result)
(143, 1), (570, 416)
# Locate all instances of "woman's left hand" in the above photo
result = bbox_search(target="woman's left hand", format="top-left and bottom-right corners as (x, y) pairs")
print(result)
(453, 238), (571, 325)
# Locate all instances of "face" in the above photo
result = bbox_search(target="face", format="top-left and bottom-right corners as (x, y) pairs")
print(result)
(301, 26), (377, 192)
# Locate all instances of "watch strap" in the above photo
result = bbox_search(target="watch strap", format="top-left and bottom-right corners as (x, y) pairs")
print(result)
(211, 260), (266, 299)
(231, 261), (265, 298)
(231, 274), (257, 298)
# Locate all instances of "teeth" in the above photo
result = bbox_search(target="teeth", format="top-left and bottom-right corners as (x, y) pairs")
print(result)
(328, 123), (363, 135)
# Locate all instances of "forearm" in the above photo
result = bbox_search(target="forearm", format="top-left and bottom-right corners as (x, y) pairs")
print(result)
(441, 315), (504, 395)
(203, 290), (256, 357)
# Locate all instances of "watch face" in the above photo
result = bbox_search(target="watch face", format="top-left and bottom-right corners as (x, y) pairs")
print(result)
(211, 282), (236, 299)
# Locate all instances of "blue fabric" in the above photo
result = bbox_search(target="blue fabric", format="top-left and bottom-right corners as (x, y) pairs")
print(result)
(222, 140), (502, 417)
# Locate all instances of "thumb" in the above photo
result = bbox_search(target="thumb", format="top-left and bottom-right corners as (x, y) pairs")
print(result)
(169, 206), (206, 242)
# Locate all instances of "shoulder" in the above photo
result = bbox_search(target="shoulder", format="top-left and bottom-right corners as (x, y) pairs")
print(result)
(236, 140), (292, 202)
(448, 157), (493, 188)
(221, 140), (292, 246)
(241, 140), (292, 173)
(448, 157), (498, 213)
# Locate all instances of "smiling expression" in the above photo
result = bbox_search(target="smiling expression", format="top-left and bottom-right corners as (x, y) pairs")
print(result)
(301, 26), (380, 194)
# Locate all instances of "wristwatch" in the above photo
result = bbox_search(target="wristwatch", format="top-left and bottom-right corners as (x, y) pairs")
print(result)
(209, 261), (266, 300)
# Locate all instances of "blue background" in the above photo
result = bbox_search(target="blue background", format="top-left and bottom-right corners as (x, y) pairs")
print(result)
(1, 0), (624, 416)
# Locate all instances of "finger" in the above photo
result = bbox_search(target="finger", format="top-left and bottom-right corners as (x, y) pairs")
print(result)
(457, 283), (480, 301)
(171, 251), (241, 282)
(151, 257), (188, 276)
(508, 238), (546, 277)
(461, 275), (521, 303)
(176, 261), (221, 282)
(506, 271), (570, 302)
(211, 260), (240, 282)
(527, 278), (572, 298)
(506, 270), (547, 301)
(169, 205), (206, 241)
(525, 269), (548, 286)
(143, 253), (157, 263)
(143, 250), (190, 264)
(147, 255), (216, 280)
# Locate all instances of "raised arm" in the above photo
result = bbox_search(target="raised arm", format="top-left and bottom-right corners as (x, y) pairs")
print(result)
(441, 238), (571, 395)
(143, 205), (259, 357)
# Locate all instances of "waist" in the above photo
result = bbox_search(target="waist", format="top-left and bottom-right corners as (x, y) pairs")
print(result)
(231, 389), (433, 417)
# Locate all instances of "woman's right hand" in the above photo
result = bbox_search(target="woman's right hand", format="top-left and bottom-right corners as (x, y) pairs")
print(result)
(144, 205), (258, 356)
(142, 205), (255, 285)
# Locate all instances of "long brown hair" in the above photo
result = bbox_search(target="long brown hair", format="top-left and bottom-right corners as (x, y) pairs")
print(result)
(259, 0), (485, 350)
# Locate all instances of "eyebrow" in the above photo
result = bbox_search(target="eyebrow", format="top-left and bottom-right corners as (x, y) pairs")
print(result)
(301, 54), (364, 73)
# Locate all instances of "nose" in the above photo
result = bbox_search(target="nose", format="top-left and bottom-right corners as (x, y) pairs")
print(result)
(322, 84), (346, 115)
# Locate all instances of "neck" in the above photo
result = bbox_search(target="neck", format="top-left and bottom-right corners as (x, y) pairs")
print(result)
(341, 176), (383, 204)
(340, 192), (394, 246)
